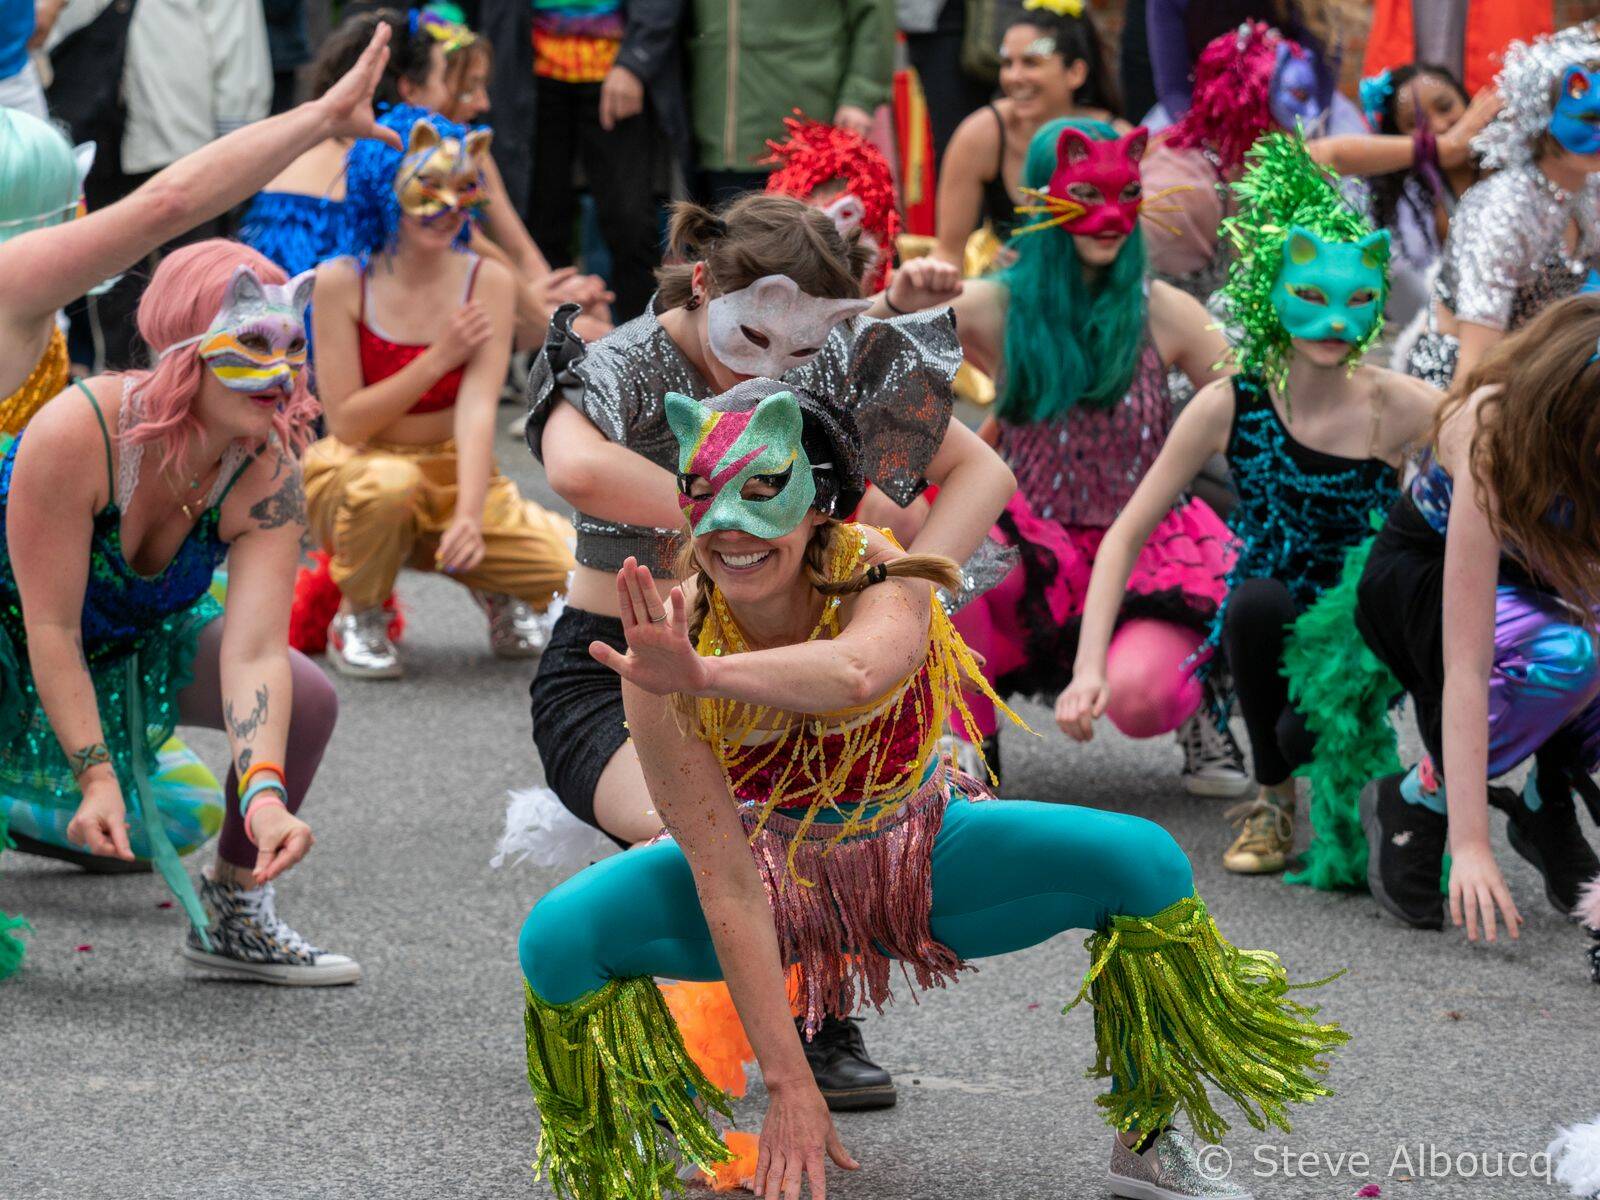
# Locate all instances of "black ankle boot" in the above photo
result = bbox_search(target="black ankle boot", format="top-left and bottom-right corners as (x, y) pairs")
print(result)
(798, 1014), (896, 1111)
(1503, 781), (1600, 917)
(1361, 772), (1446, 929)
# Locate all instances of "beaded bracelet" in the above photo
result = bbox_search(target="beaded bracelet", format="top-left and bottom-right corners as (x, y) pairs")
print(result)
(238, 760), (285, 796)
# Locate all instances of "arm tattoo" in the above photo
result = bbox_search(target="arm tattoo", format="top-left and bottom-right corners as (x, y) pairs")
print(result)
(248, 469), (307, 531)
(224, 685), (269, 745)
(236, 748), (253, 774)
(69, 742), (112, 779)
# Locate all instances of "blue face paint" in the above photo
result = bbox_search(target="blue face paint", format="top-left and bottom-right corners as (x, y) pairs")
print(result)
(1551, 65), (1600, 156)
(1269, 225), (1389, 345)
(1269, 42), (1326, 132)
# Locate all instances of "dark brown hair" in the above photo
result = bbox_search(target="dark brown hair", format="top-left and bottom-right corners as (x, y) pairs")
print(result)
(310, 8), (438, 104)
(655, 194), (874, 308)
(1441, 292), (1600, 618)
(442, 35), (493, 113)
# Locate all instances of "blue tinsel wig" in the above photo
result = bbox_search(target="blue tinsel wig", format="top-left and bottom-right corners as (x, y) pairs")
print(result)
(343, 104), (484, 261)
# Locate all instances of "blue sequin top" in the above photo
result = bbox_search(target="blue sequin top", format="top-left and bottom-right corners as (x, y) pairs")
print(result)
(1215, 373), (1400, 618)
(238, 190), (349, 277)
(0, 431), (231, 665)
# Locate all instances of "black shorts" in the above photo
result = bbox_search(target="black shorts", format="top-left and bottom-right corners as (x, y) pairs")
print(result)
(529, 607), (631, 846)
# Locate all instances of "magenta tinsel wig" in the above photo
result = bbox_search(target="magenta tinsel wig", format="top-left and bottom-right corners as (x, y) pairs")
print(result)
(1166, 21), (1285, 176)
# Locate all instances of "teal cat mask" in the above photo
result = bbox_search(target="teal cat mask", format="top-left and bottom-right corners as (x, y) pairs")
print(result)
(665, 389), (818, 540)
(1269, 225), (1389, 345)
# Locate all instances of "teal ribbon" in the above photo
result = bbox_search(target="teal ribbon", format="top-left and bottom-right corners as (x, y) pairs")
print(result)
(125, 660), (211, 951)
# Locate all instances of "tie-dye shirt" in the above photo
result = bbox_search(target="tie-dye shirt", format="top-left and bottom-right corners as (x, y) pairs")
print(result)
(532, 0), (624, 83)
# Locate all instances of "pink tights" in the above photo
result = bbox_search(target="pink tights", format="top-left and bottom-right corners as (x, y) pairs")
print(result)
(955, 569), (1203, 740)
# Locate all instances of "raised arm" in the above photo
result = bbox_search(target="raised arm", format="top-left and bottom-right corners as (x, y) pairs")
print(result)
(1436, 398), (1522, 942)
(0, 24), (399, 334)
(1058, 377), (1234, 737)
(624, 679), (857, 1198)
(7, 381), (130, 859)
(594, 537), (935, 714)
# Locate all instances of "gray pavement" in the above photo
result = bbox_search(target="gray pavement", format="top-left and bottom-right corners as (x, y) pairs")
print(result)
(3, 419), (1596, 1200)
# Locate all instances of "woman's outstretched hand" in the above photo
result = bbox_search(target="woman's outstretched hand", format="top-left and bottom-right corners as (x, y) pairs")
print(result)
(1055, 673), (1110, 742)
(1447, 841), (1522, 943)
(754, 1079), (859, 1200)
(317, 24), (403, 149)
(589, 558), (711, 696)
(252, 807), (315, 886)
(66, 777), (134, 861)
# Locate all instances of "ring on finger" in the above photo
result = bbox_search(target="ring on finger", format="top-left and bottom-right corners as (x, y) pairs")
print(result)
(648, 611), (668, 623)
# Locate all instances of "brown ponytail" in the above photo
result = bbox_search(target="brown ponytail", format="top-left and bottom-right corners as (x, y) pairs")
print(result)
(804, 520), (962, 596)
(655, 193), (875, 308)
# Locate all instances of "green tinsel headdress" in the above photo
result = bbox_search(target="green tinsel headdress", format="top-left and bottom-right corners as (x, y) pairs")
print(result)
(1219, 131), (1389, 390)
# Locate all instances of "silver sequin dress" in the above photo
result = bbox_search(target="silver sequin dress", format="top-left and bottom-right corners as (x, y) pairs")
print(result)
(1405, 165), (1600, 389)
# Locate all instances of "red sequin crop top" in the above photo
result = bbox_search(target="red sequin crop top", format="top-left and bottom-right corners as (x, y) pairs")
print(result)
(356, 257), (481, 415)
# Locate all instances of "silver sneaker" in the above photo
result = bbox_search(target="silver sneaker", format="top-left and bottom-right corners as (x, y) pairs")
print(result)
(1177, 714), (1250, 799)
(327, 607), (402, 678)
(1109, 1130), (1251, 1200)
(182, 871), (361, 986)
(472, 589), (553, 659)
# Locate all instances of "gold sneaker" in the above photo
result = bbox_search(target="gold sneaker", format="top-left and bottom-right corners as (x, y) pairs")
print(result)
(1222, 797), (1294, 874)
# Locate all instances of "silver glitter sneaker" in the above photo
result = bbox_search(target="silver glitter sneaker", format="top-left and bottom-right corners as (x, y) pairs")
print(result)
(182, 871), (361, 986)
(1177, 714), (1250, 799)
(472, 589), (553, 659)
(327, 607), (402, 678)
(1109, 1130), (1251, 1200)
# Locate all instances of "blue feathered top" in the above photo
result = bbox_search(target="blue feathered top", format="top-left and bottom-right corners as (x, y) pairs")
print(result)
(237, 190), (350, 277)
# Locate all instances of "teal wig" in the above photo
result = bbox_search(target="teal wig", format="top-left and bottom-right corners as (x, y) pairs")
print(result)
(0, 108), (86, 247)
(995, 118), (1147, 422)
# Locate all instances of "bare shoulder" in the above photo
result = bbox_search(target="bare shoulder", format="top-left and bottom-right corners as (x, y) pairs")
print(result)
(1147, 279), (1208, 329)
(1369, 365), (1443, 444)
(12, 375), (119, 507)
(472, 255), (516, 306)
(312, 256), (360, 308)
(947, 105), (1002, 164)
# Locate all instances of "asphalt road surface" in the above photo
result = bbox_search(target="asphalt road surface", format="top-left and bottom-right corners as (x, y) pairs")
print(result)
(4, 419), (1595, 1200)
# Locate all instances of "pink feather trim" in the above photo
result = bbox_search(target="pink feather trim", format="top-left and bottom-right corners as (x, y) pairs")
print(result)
(1576, 871), (1600, 931)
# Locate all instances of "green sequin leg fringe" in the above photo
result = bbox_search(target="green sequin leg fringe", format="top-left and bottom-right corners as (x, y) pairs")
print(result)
(1281, 531), (1403, 891)
(524, 977), (732, 1200)
(1067, 894), (1348, 1145)
(0, 808), (29, 980)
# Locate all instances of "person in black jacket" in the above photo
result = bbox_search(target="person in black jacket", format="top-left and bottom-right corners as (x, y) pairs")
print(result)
(478, 0), (689, 323)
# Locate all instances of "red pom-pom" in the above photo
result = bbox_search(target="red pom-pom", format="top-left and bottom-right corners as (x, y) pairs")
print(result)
(764, 111), (900, 295)
(289, 551), (405, 654)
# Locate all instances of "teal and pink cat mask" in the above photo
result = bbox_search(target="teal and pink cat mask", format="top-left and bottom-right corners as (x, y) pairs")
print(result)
(665, 380), (864, 541)
(160, 265), (315, 396)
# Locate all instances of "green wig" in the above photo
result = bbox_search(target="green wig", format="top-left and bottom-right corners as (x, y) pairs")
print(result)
(1219, 131), (1389, 390)
(995, 118), (1147, 422)
(0, 108), (87, 248)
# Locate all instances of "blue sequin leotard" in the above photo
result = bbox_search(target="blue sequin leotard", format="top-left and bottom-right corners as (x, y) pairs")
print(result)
(0, 381), (249, 809)
(1203, 374), (1401, 655)
(237, 190), (349, 278)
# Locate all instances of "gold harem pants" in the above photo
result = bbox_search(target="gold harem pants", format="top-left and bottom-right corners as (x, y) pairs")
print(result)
(304, 436), (574, 612)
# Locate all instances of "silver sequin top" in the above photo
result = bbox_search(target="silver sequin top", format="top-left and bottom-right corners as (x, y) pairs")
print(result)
(995, 333), (1170, 527)
(525, 306), (961, 575)
(1434, 164), (1600, 333)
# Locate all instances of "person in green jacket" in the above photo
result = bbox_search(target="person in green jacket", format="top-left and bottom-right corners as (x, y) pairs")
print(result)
(691, 0), (895, 199)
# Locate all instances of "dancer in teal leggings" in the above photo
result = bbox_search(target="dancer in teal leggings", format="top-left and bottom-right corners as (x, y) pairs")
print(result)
(517, 379), (1349, 1200)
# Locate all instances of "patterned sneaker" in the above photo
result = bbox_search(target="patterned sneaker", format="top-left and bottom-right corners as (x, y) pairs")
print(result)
(182, 871), (361, 986)
(1177, 715), (1250, 799)
(327, 607), (402, 678)
(1109, 1129), (1251, 1199)
(1221, 797), (1294, 874)
(472, 589), (553, 659)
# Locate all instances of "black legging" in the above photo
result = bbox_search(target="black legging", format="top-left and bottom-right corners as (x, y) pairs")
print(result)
(1221, 577), (1316, 787)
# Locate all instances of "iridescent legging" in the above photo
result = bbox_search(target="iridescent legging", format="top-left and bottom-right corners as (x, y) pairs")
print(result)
(519, 797), (1194, 1005)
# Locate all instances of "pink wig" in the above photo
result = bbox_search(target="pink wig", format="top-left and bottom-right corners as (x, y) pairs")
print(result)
(1166, 21), (1282, 176)
(118, 240), (319, 476)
